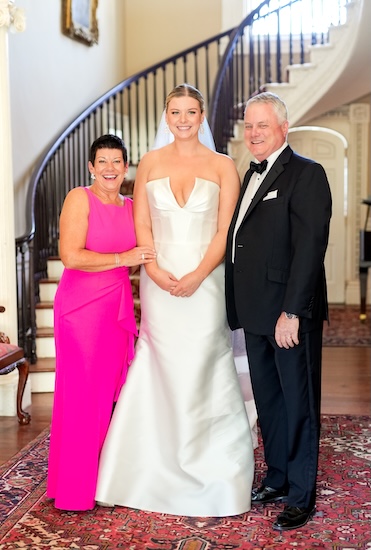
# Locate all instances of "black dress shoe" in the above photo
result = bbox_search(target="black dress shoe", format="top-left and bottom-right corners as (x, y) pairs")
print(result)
(251, 485), (288, 505)
(273, 505), (316, 531)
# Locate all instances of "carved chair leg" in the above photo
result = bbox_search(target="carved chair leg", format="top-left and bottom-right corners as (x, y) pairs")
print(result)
(16, 359), (31, 425)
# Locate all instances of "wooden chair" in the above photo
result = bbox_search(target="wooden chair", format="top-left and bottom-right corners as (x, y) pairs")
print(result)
(0, 306), (31, 424)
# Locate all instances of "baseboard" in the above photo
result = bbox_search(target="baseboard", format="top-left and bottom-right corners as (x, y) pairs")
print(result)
(0, 372), (32, 415)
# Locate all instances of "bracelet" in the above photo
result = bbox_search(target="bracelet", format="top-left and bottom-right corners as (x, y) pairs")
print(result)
(114, 253), (120, 267)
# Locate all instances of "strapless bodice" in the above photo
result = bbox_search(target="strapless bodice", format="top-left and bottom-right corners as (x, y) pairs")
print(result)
(146, 177), (219, 246)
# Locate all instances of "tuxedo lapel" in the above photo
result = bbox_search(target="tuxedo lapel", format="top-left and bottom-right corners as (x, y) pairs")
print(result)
(238, 152), (288, 227)
(229, 168), (253, 233)
(240, 168), (254, 197)
(227, 169), (254, 258)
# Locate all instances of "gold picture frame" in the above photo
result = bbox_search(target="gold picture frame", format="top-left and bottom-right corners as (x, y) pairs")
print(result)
(62, 0), (99, 46)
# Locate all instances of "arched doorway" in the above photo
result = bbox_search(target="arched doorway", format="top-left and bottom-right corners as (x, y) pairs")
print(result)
(288, 127), (348, 303)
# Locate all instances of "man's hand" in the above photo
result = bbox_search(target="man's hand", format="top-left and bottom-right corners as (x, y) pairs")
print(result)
(275, 312), (299, 349)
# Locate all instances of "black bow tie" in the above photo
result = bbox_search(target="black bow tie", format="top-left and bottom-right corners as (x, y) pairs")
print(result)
(250, 160), (268, 174)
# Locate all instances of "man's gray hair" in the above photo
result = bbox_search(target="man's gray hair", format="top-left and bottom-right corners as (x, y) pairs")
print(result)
(244, 92), (288, 124)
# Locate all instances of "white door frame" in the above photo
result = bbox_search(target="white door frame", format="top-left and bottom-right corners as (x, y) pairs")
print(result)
(288, 126), (348, 303)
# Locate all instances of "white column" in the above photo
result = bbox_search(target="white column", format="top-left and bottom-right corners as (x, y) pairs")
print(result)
(0, 25), (17, 343)
(0, 1), (27, 415)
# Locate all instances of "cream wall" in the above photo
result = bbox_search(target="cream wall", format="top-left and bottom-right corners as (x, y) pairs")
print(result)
(123, 0), (222, 76)
(221, 0), (246, 31)
(9, 0), (126, 237)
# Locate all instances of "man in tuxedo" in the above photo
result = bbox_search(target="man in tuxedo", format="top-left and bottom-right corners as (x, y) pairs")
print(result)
(225, 92), (332, 531)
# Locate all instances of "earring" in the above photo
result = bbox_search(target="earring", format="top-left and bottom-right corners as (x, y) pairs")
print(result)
(90, 173), (96, 180)
(164, 124), (169, 134)
(199, 123), (205, 135)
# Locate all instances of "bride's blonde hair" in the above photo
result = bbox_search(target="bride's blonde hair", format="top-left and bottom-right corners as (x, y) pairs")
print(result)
(165, 84), (205, 113)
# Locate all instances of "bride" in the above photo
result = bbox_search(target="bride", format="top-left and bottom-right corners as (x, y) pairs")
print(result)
(95, 83), (255, 517)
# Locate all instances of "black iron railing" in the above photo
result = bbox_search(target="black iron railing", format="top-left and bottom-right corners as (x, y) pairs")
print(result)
(209, 0), (349, 152)
(15, 0), (349, 361)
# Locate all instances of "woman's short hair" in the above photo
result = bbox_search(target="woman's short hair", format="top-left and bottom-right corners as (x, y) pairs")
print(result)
(89, 134), (128, 164)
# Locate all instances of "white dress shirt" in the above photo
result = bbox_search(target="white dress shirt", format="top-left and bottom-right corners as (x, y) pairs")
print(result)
(232, 143), (288, 261)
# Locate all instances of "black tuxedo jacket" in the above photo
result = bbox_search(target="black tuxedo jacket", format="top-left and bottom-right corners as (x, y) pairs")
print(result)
(225, 145), (332, 335)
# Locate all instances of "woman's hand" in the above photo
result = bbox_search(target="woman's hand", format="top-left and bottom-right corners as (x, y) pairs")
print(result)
(120, 246), (156, 267)
(170, 271), (203, 298)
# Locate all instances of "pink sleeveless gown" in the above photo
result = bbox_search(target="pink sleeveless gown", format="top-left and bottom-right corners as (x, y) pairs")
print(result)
(47, 187), (137, 510)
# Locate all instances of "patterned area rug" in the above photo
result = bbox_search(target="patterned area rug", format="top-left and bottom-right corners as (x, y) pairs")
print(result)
(0, 416), (370, 549)
(323, 305), (371, 347)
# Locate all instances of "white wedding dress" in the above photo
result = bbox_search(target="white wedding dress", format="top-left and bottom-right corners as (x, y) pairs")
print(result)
(96, 177), (255, 517)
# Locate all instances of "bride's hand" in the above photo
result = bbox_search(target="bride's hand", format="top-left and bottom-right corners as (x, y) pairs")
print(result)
(148, 266), (179, 291)
(170, 271), (203, 297)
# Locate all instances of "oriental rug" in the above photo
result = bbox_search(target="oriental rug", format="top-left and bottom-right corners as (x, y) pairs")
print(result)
(323, 305), (371, 347)
(0, 415), (370, 549)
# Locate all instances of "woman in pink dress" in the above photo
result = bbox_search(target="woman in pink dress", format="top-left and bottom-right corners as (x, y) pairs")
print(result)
(47, 134), (156, 511)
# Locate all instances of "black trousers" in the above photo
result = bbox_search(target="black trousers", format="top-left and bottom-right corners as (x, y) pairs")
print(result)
(244, 329), (322, 508)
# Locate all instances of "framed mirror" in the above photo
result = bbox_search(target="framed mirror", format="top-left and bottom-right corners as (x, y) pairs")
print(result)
(62, 0), (99, 46)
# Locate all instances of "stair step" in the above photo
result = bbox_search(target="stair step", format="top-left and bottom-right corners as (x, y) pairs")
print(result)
(36, 327), (55, 358)
(327, 21), (348, 45)
(47, 257), (64, 279)
(39, 278), (59, 302)
(30, 372), (55, 393)
(121, 179), (135, 196)
(29, 357), (55, 373)
(37, 327), (54, 338)
(130, 273), (140, 299)
(286, 62), (316, 86)
(307, 42), (334, 64)
(36, 301), (54, 309)
(134, 298), (141, 329)
(36, 302), (54, 328)
(29, 355), (56, 393)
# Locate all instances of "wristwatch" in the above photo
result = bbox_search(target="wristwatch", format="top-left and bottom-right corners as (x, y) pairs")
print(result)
(284, 312), (298, 319)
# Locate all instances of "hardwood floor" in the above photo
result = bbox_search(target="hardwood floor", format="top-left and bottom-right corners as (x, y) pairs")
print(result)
(0, 392), (53, 466)
(0, 346), (370, 466)
(321, 346), (370, 415)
